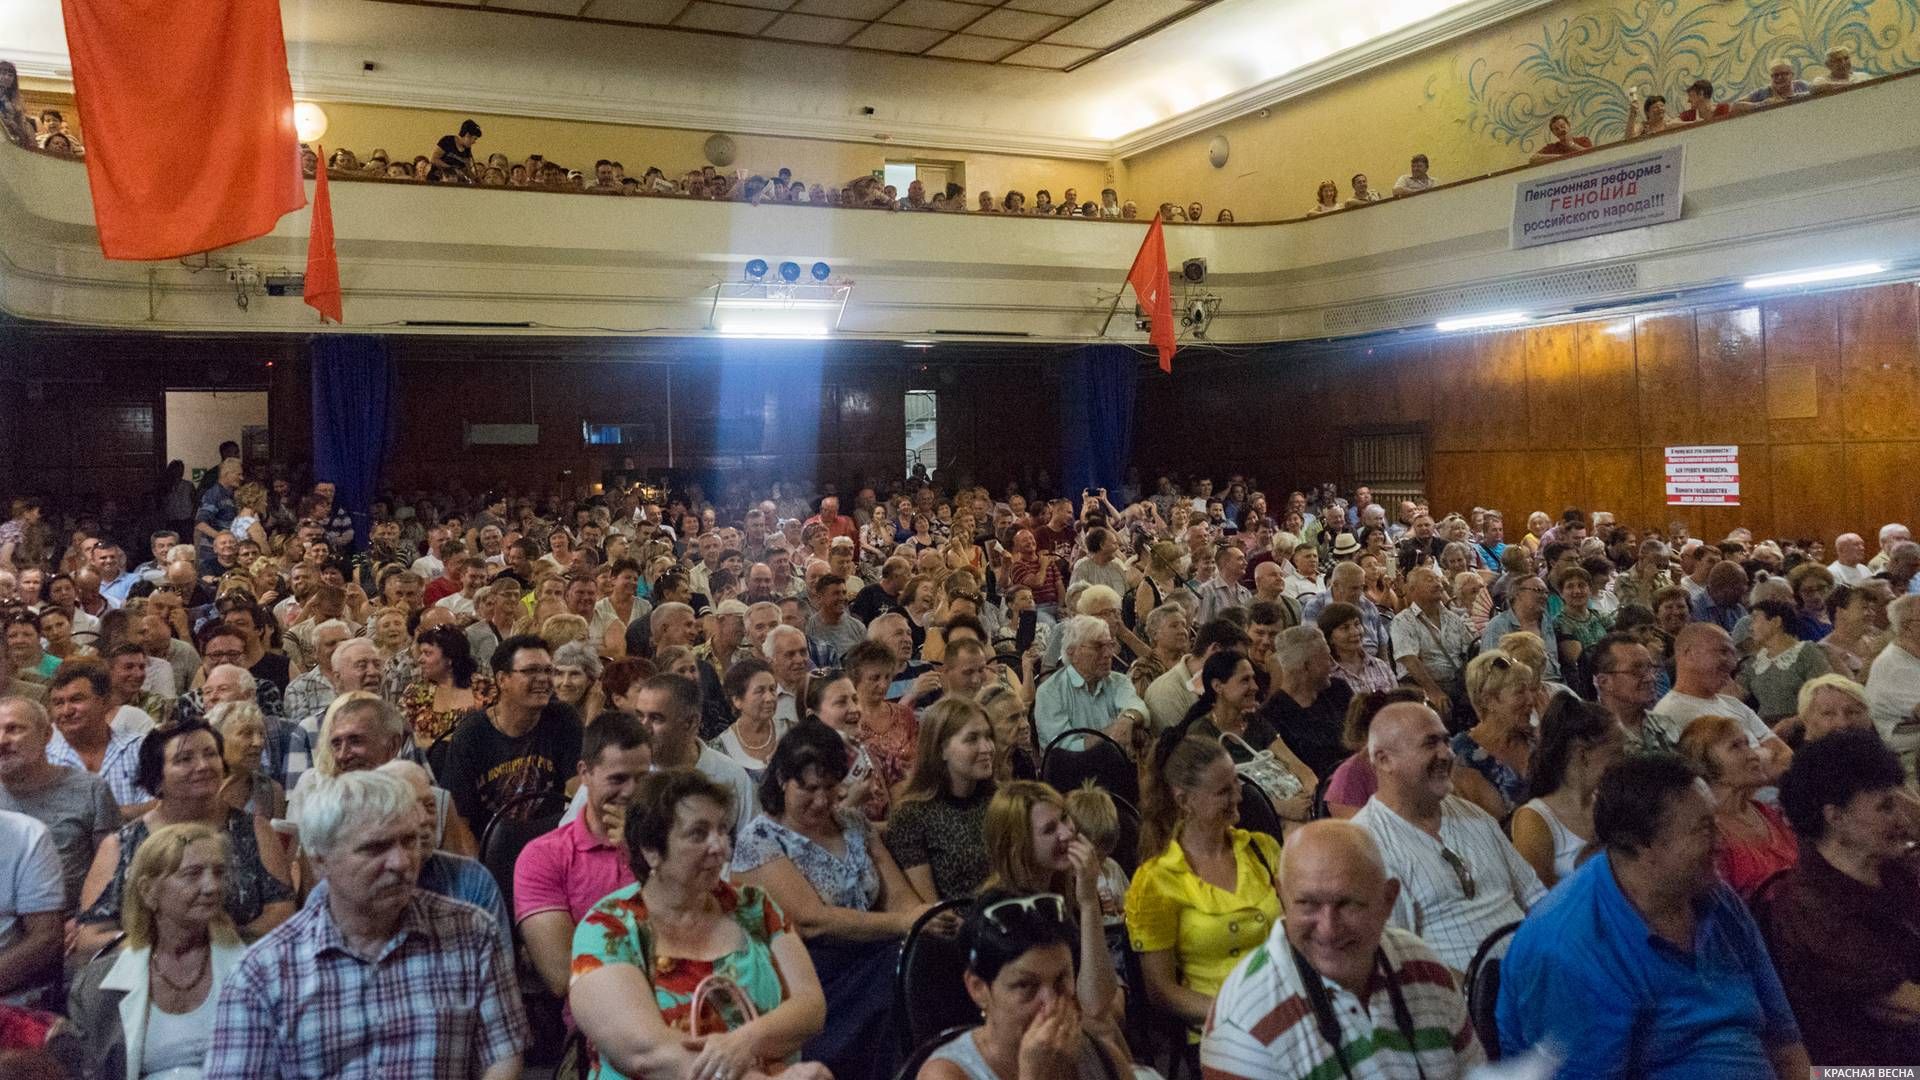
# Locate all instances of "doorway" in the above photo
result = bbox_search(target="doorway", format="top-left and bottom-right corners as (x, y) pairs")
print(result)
(906, 390), (937, 479)
(165, 390), (268, 484)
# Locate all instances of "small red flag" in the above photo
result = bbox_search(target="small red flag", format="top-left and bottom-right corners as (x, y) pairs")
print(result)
(304, 148), (343, 323)
(1126, 215), (1176, 373)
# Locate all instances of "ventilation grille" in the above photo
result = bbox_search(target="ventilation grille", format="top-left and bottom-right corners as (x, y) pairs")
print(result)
(1321, 263), (1641, 336)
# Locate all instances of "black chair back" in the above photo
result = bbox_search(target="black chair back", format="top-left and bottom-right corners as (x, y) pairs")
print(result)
(1109, 793), (1142, 876)
(891, 1024), (977, 1080)
(1465, 920), (1521, 1061)
(1007, 745), (1039, 782)
(1236, 776), (1285, 848)
(1041, 727), (1140, 806)
(893, 897), (978, 1057)
(479, 790), (572, 913)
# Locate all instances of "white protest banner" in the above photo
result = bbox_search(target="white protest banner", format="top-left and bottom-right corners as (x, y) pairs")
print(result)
(1512, 144), (1684, 250)
(1665, 445), (1739, 505)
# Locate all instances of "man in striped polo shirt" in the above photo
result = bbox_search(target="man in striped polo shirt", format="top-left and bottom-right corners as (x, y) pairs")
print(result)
(1201, 821), (1484, 1080)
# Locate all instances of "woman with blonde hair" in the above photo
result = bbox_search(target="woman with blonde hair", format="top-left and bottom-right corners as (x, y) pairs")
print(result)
(230, 482), (270, 551)
(368, 606), (410, 660)
(208, 700), (283, 818)
(68, 822), (247, 1080)
(538, 611), (589, 652)
(1132, 540), (1188, 626)
(1452, 649), (1539, 820)
(885, 697), (998, 902)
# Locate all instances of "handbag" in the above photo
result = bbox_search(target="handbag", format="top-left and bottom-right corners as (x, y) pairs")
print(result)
(686, 971), (761, 1037)
(1220, 731), (1302, 806)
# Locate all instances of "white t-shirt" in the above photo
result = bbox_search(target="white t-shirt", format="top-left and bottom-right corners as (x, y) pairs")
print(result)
(0, 809), (63, 1004)
(1647, 689), (1773, 748)
(1828, 559), (1873, 586)
(1866, 643), (1920, 773)
(411, 554), (446, 580)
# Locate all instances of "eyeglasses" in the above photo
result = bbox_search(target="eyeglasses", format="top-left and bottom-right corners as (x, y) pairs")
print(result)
(1438, 846), (1477, 899)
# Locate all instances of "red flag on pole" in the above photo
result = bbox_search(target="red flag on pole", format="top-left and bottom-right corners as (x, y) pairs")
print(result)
(61, 0), (305, 260)
(304, 149), (343, 323)
(1126, 215), (1176, 373)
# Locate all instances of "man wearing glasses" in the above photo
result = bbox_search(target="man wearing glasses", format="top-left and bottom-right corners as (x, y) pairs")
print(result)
(438, 634), (582, 829)
(1034, 614), (1148, 754)
(1589, 632), (1666, 752)
(1479, 575), (1563, 682)
(1351, 701), (1543, 972)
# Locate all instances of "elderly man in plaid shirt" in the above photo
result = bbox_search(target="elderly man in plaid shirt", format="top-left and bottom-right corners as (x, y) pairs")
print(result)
(205, 769), (527, 1079)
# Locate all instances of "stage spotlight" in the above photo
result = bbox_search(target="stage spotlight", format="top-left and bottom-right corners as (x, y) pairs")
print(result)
(778, 261), (802, 283)
(744, 259), (768, 281)
(811, 261), (831, 281)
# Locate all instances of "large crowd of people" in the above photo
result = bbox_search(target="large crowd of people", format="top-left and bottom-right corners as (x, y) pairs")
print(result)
(4, 45), (1887, 230)
(1, 438), (1917, 1078)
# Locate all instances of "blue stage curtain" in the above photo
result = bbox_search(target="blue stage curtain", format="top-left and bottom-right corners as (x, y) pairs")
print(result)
(309, 335), (394, 548)
(1060, 345), (1139, 498)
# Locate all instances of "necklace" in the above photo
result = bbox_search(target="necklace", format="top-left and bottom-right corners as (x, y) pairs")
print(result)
(151, 949), (210, 994)
(735, 721), (776, 752)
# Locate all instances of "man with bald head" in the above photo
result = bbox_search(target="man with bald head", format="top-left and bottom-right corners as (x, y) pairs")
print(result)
(1650, 623), (1792, 778)
(1351, 701), (1543, 971)
(1826, 532), (1871, 585)
(1204, 820), (1484, 1079)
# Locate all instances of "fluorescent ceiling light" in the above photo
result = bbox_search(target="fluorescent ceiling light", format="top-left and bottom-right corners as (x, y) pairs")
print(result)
(1435, 311), (1528, 332)
(711, 295), (837, 338)
(1742, 262), (1886, 290)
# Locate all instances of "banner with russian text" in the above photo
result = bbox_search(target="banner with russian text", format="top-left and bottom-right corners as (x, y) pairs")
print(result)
(1665, 444), (1739, 506)
(1511, 144), (1684, 250)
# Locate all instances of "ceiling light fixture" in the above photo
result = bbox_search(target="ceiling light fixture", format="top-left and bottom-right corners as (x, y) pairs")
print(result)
(1742, 262), (1886, 290)
(1435, 311), (1529, 332)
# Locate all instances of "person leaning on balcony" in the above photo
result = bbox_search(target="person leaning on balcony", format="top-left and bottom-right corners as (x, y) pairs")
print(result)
(1528, 114), (1594, 163)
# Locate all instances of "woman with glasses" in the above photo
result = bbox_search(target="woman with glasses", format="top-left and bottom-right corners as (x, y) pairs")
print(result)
(734, 721), (936, 1080)
(1126, 735), (1282, 1036)
(1511, 696), (1622, 886)
(571, 767), (833, 1080)
(1452, 650), (1538, 821)
(920, 890), (1134, 1080)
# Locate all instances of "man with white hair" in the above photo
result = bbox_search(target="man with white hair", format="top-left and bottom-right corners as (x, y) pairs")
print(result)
(1202, 820), (1484, 1079)
(764, 623), (811, 724)
(296, 636), (383, 737)
(1865, 593), (1920, 776)
(1352, 701), (1544, 971)
(1869, 523), (1912, 573)
(1826, 532), (1872, 586)
(206, 770), (528, 1079)
(1034, 613), (1149, 752)
(282, 618), (351, 722)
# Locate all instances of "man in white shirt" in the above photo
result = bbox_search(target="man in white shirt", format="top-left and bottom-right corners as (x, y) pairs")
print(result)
(1869, 523), (1912, 573)
(1810, 46), (1871, 92)
(1649, 623), (1793, 779)
(410, 525), (451, 581)
(1865, 594), (1920, 776)
(1827, 532), (1873, 585)
(1351, 701), (1544, 971)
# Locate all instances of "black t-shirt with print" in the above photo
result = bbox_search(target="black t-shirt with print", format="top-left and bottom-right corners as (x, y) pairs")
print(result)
(438, 701), (581, 827)
(431, 134), (474, 183)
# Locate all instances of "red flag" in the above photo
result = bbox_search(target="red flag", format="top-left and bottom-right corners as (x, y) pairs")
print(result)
(1126, 215), (1176, 373)
(304, 148), (343, 323)
(62, 0), (305, 260)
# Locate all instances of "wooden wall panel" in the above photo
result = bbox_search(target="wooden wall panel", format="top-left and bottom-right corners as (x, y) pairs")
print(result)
(1524, 324), (1581, 450)
(1427, 335), (1491, 453)
(1839, 284), (1920, 440)
(1762, 293), (1842, 444)
(1582, 450), (1644, 524)
(1578, 319), (1641, 450)
(1844, 442), (1920, 540)
(1634, 311), (1699, 448)
(1770, 444), (1847, 543)
(1695, 305), (1770, 446)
